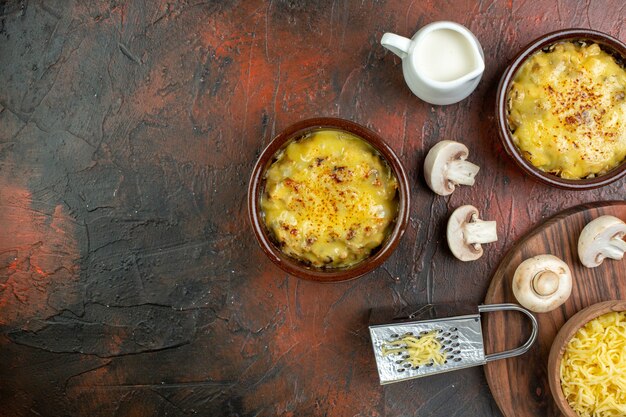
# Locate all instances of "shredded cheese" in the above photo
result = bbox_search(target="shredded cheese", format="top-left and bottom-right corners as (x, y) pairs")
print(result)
(560, 311), (626, 417)
(382, 332), (446, 368)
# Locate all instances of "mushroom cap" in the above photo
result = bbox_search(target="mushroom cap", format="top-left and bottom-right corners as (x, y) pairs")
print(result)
(424, 140), (469, 196)
(447, 205), (482, 261)
(512, 254), (572, 313)
(578, 215), (626, 268)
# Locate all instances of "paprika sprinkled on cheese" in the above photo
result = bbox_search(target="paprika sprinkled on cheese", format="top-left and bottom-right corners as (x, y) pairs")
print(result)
(508, 42), (626, 179)
(261, 129), (398, 268)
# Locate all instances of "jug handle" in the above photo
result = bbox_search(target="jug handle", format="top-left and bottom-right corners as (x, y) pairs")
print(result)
(381, 33), (412, 59)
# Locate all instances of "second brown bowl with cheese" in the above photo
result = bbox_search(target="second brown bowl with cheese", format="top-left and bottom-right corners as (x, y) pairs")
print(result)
(496, 29), (626, 190)
(248, 117), (410, 282)
(548, 300), (626, 417)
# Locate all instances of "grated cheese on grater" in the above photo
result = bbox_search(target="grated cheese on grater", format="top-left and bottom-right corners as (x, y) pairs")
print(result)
(382, 331), (447, 368)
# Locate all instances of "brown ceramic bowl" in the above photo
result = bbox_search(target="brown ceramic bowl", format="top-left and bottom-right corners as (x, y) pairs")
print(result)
(496, 29), (626, 190)
(547, 300), (626, 417)
(248, 117), (410, 282)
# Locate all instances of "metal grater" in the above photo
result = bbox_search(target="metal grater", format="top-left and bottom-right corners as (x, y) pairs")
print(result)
(369, 303), (538, 384)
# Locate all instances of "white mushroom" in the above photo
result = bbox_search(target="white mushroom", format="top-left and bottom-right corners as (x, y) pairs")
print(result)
(446, 205), (498, 261)
(512, 255), (572, 313)
(424, 140), (480, 196)
(578, 215), (626, 268)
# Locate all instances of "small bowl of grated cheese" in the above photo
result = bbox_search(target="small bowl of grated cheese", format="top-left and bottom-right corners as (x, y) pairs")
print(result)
(548, 300), (626, 417)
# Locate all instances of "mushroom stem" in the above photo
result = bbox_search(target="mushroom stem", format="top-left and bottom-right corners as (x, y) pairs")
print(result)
(447, 160), (480, 186)
(532, 270), (559, 297)
(604, 235), (626, 260)
(463, 220), (498, 245)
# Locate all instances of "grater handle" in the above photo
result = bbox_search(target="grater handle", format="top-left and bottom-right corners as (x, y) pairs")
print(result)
(479, 303), (538, 362)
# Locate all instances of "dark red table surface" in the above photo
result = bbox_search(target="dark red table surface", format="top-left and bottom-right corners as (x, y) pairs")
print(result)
(0, 1), (624, 416)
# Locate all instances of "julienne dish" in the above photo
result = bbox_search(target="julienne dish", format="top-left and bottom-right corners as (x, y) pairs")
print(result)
(548, 301), (626, 417)
(261, 129), (399, 269)
(497, 29), (626, 189)
(248, 118), (410, 282)
(509, 42), (626, 179)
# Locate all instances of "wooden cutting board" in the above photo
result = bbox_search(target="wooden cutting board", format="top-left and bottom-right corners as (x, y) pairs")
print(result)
(483, 201), (626, 417)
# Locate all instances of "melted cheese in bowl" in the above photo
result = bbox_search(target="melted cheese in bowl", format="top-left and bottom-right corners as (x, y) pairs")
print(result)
(261, 129), (398, 268)
(508, 42), (626, 179)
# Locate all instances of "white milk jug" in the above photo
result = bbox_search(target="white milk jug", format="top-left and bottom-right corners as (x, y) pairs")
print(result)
(381, 21), (485, 105)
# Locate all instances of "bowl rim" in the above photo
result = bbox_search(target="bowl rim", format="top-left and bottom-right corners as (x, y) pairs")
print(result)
(247, 117), (411, 283)
(496, 28), (626, 190)
(547, 299), (626, 417)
